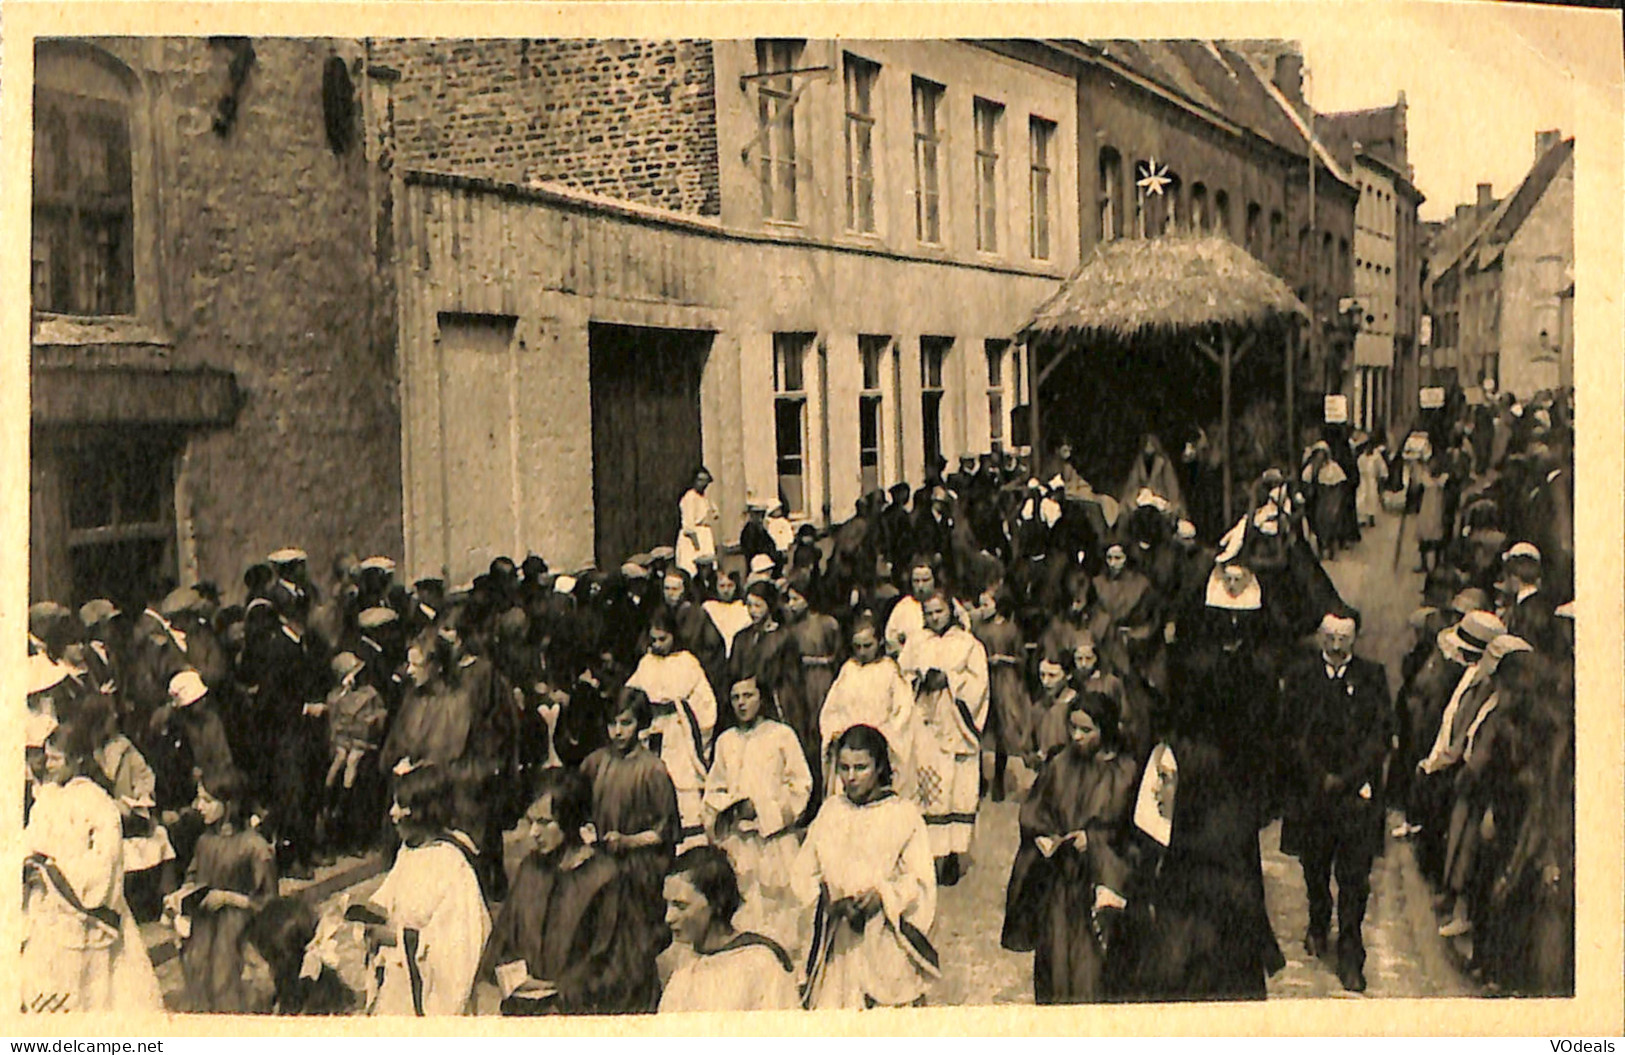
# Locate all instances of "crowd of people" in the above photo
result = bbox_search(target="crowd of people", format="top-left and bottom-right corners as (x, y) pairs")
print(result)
(22, 385), (1575, 1016)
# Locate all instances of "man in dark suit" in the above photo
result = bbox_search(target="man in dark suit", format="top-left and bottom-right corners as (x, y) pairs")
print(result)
(1499, 543), (1562, 655)
(1281, 610), (1394, 992)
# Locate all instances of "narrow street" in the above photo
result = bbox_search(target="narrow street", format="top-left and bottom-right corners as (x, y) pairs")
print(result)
(145, 510), (1477, 1009)
(931, 507), (1480, 1004)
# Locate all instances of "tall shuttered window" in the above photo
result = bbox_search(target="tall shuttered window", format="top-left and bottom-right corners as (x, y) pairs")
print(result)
(844, 54), (879, 234)
(912, 78), (945, 244)
(1029, 117), (1054, 260)
(755, 40), (802, 223)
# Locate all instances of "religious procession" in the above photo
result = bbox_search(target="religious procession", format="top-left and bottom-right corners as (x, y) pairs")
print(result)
(24, 32), (1587, 1020)
(23, 381), (1575, 1015)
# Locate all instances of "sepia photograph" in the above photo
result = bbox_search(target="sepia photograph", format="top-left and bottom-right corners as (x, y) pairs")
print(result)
(7, 0), (1622, 1035)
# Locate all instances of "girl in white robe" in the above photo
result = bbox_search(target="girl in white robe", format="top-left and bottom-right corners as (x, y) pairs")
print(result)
(360, 763), (490, 1016)
(819, 619), (917, 799)
(676, 467), (720, 577)
(794, 726), (938, 1009)
(702, 676), (812, 955)
(898, 596), (989, 876)
(659, 846), (800, 1012)
(22, 709), (163, 1014)
(627, 612), (719, 851)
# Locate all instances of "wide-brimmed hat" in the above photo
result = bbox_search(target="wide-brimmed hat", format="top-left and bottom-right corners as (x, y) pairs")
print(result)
(1439, 610), (1505, 662)
(28, 652), (71, 697)
(358, 606), (398, 630)
(358, 556), (397, 574)
(78, 599), (119, 628)
(167, 669), (209, 707)
(158, 587), (206, 619)
(267, 547), (308, 565)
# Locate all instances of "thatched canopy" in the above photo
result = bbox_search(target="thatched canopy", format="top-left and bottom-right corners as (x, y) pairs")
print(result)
(1022, 235), (1307, 343)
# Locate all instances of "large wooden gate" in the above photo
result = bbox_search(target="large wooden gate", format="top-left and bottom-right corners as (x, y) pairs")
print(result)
(589, 323), (710, 569)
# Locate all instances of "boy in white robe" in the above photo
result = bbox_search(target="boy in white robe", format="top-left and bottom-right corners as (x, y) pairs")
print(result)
(898, 594), (990, 885)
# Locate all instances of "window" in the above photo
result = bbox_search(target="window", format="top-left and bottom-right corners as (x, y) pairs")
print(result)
(1214, 190), (1231, 239)
(774, 333), (815, 515)
(1029, 117), (1054, 259)
(1133, 161), (1148, 239)
(844, 54), (879, 233)
(985, 339), (1011, 447)
(1269, 210), (1284, 267)
(63, 437), (178, 606)
(1158, 175), (1181, 237)
(973, 99), (1003, 253)
(920, 336), (952, 470)
(1245, 202), (1262, 258)
(859, 335), (891, 494)
(1190, 183), (1208, 232)
(755, 40), (802, 223)
(1097, 148), (1123, 242)
(33, 46), (135, 316)
(913, 78), (945, 244)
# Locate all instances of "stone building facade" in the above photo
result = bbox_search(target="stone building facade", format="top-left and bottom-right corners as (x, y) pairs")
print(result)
(29, 37), (401, 606)
(1322, 97), (1425, 440)
(1427, 132), (1573, 398)
(379, 38), (1080, 581)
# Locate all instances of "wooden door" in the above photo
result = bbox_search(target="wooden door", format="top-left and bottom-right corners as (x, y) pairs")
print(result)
(589, 324), (708, 569)
(438, 313), (517, 587)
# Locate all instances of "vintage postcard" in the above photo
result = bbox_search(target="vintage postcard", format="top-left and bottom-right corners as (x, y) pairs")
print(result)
(2, 0), (1621, 1038)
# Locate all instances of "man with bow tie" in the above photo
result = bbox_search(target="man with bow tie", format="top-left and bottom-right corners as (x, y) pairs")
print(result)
(1280, 610), (1394, 993)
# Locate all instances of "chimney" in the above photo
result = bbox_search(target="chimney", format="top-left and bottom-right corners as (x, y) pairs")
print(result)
(1535, 129), (1561, 159)
(1273, 53), (1303, 107)
(1476, 183), (1494, 212)
(1455, 204), (1471, 226)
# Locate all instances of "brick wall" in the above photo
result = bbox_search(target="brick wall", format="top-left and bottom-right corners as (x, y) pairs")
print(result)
(375, 38), (720, 216)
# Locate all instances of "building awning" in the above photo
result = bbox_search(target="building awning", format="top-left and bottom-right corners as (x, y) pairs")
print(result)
(31, 365), (241, 428)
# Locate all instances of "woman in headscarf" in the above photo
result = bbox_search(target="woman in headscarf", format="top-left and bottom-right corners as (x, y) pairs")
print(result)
(1302, 441), (1353, 561)
(675, 466), (720, 578)
(1090, 540), (1164, 694)
(1119, 433), (1185, 516)
(1001, 691), (1138, 1004)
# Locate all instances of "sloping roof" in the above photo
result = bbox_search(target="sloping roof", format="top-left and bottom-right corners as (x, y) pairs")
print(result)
(1022, 235), (1308, 342)
(1083, 39), (1355, 191)
(1433, 137), (1574, 280)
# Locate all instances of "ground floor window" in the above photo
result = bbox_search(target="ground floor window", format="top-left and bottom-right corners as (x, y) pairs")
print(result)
(775, 332), (818, 516)
(53, 432), (179, 606)
(920, 336), (953, 471)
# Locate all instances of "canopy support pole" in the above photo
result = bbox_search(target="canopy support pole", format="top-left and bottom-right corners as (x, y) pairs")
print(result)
(1027, 337), (1043, 466)
(1221, 329), (1233, 525)
(1285, 322), (1297, 467)
(1195, 328), (1253, 528)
